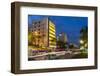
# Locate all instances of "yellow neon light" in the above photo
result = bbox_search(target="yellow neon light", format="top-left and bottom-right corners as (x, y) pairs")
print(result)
(49, 30), (56, 35)
(49, 26), (55, 32)
(49, 24), (55, 29)
(49, 34), (56, 38)
(49, 21), (54, 24)
(49, 45), (56, 47)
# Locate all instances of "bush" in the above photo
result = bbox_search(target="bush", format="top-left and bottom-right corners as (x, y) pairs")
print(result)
(72, 52), (88, 58)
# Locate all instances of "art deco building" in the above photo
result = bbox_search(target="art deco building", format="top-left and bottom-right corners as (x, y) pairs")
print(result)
(31, 17), (56, 48)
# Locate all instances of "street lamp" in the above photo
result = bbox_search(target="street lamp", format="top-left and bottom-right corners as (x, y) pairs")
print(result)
(80, 46), (84, 50)
(80, 40), (84, 44)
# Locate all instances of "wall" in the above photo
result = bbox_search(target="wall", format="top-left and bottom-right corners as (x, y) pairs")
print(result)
(0, 0), (100, 76)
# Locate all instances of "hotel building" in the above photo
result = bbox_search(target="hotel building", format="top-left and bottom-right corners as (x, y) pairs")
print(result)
(31, 17), (56, 48)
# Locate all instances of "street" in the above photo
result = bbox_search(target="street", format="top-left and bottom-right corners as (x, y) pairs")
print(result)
(28, 49), (87, 60)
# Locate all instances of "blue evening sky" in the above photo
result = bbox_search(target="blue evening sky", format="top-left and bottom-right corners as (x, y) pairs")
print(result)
(28, 15), (88, 46)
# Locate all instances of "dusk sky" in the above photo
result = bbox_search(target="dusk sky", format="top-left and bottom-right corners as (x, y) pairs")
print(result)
(28, 15), (88, 46)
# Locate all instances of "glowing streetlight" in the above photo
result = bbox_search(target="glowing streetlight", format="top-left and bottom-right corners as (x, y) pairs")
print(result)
(80, 40), (84, 44)
(85, 43), (87, 47)
(80, 46), (84, 50)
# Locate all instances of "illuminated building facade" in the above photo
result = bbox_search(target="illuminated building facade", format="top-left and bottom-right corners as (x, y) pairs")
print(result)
(48, 20), (56, 48)
(31, 18), (56, 48)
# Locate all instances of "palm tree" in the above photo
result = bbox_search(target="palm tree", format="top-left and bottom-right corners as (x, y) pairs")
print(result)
(80, 26), (88, 41)
(28, 32), (35, 46)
